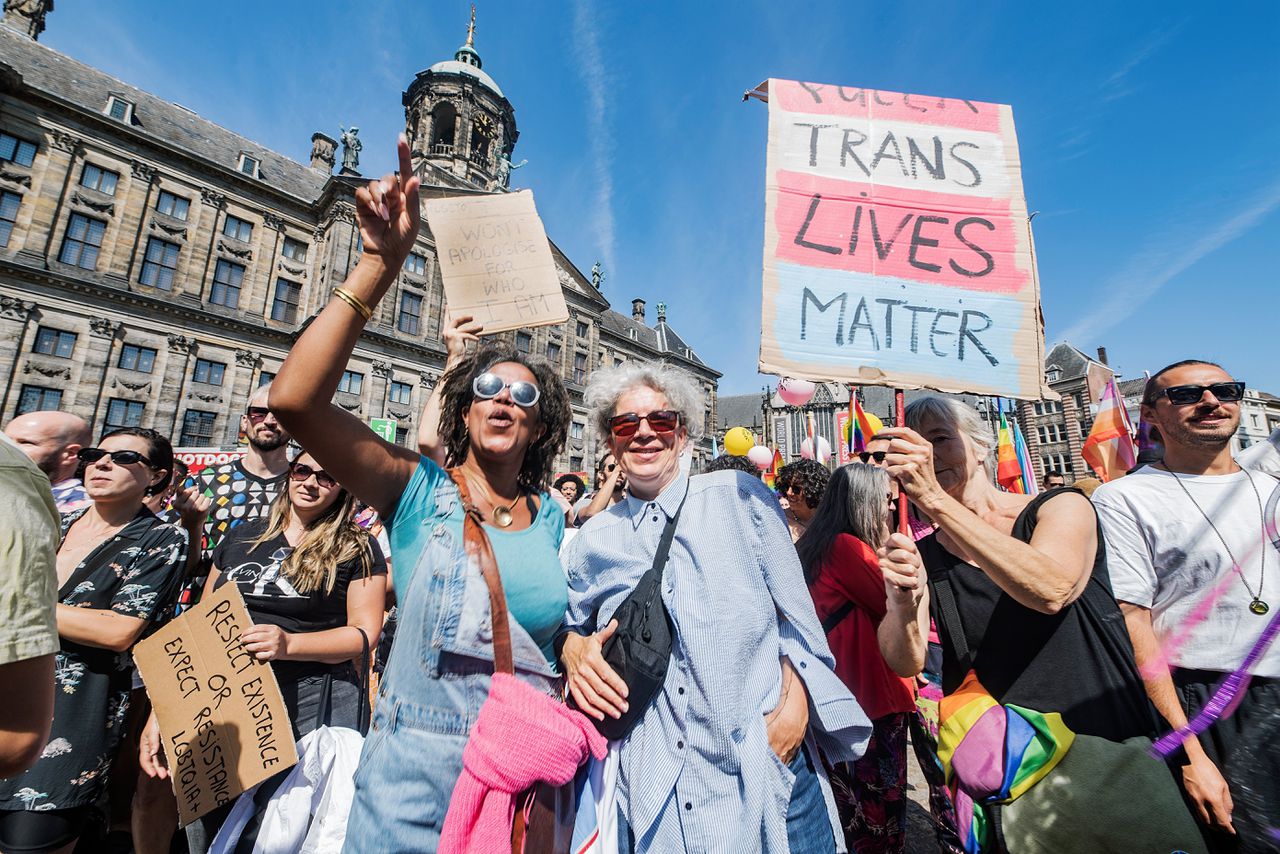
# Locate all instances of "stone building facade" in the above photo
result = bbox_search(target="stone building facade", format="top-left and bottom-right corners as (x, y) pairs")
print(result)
(0, 5), (720, 473)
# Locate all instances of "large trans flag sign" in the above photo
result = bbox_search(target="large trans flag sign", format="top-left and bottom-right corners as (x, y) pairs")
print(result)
(759, 79), (1051, 400)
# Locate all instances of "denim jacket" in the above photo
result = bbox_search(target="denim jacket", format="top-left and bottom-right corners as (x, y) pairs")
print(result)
(343, 468), (562, 853)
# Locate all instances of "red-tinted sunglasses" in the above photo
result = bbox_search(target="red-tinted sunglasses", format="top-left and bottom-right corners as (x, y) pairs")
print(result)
(608, 409), (680, 439)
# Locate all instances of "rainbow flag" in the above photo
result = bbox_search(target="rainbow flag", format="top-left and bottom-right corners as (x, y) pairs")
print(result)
(1082, 377), (1138, 482)
(996, 413), (1026, 494)
(846, 393), (877, 454)
(939, 671), (1075, 853)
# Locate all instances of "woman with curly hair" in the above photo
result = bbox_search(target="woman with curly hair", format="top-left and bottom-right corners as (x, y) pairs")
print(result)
(268, 138), (573, 852)
(776, 459), (830, 542)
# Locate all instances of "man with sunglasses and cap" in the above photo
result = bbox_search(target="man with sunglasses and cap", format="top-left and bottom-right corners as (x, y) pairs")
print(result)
(187, 383), (292, 557)
(1093, 360), (1280, 852)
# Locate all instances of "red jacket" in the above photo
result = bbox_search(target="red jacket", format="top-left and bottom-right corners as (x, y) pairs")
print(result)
(808, 534), (916, 720)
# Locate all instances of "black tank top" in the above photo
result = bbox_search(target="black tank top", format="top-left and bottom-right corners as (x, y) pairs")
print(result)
(920, 489), (1157, 742)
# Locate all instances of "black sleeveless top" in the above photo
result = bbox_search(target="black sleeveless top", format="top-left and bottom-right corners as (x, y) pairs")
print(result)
(920, 489), (1157, 742)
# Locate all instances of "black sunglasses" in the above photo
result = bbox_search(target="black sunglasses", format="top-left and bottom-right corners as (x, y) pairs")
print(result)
(472, 372), (540, 408)
(246, 406), (272, 423)
(858, 451), (888, 464)
(78, 447), (154, 467)
(1163, 382), (1245, 406)
(290, 463), (337, 489)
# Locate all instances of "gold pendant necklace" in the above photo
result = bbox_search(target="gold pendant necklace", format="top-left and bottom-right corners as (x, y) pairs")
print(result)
(467, 473), (520, 528)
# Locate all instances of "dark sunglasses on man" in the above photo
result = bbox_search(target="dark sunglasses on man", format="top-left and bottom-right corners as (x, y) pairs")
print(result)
(858, 451), (888, 464)
(289, 462), (337, 489)
(246, 406), (273, 423)
(1162, 382), (1245, 406)
(608, 410), (681, 439)
(472, 372), (540, 408)
(78, 447), (155, 467)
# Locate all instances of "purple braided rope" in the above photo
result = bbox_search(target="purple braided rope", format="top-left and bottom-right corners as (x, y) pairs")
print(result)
(1150, 606), (1280, 758)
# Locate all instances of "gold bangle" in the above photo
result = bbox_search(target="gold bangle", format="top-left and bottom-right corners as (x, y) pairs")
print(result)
(332, 287), (373, 321)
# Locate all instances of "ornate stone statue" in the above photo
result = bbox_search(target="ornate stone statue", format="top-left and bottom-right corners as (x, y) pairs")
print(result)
(493, 152), (527, 189)
(340, 126), (362, 173)
(591, 262), (605, 290)
(4, 0), (52, 39)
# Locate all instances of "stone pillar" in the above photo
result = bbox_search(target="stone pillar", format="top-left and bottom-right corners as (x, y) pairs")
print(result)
(85, 318), (121, 432)
(1060, 393), (1085, 476)
(0, 295), (36, 420)
(229, 348), (261, 442)
(163, 335), (197, 439)
(3, 0), (54, 39)
(310, 133), (336, 173)
(371, 360), (391, 419)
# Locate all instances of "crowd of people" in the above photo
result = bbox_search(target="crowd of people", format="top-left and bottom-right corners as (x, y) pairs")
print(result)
(1, 138), (1276, 854)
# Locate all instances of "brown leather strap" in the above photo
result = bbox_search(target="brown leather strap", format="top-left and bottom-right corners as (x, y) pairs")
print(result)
(450, 470), (515, 675)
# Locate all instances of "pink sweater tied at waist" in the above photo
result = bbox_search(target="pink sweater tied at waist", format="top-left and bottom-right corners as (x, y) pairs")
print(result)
(439, 672), (608, 853)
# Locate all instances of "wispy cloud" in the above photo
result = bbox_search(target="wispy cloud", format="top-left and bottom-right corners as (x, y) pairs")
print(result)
(1059, 174), (1280, 343)
(1100, 23), (1182, 102)
(570, 0), (617, 275)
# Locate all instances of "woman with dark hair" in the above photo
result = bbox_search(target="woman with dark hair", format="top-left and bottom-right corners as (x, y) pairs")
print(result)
(0, 428), (187, 854)
(777, 459), (830, 541)
(267, 138), (573, 852)
(796, 464), (922, 854)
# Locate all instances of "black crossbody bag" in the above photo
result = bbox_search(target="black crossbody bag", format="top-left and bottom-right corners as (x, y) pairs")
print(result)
(578, 494), (687, 740)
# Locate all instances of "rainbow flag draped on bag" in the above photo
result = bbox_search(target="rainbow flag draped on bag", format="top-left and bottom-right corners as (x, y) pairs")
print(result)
(939, 672), (1075, 853)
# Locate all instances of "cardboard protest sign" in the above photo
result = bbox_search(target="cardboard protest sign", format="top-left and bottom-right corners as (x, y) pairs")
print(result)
(134, 583), (297, 826)
(426, 190), (569, 333)
(759, 79), (1052, 400)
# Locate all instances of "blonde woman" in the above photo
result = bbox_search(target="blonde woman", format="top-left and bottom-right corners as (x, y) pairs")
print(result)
(203, 451), (387, 736)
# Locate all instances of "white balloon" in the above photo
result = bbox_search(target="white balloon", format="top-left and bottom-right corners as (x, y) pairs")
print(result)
(746, 445), (774, 470)
(777, 377), (816, 407)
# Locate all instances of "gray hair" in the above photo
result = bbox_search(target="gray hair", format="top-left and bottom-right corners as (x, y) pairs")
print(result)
(584, 362), (705, 442)
(904, 396), (995, 476)
(843, 463), (891, 550)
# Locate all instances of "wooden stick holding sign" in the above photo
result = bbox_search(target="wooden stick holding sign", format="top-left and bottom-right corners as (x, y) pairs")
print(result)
(425, 190), (569, 334)
(134, 583), (297, 827)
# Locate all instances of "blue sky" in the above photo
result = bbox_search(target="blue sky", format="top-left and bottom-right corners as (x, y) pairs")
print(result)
(44, 1), (1279, 396)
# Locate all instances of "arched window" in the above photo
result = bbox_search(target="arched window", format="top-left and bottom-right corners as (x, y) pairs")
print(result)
(431, 102), (457, 153)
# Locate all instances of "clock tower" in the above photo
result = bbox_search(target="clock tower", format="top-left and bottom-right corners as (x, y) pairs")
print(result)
(403, 6), (519, 190)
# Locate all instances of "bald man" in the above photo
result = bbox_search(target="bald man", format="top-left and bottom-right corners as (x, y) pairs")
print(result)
(4, 410), (92, 513)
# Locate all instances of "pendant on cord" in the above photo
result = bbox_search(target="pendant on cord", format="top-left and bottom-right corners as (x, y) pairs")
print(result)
(1250, 598), (1270, 616)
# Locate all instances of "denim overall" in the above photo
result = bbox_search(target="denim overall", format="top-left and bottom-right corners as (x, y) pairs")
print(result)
(342, 477), (560, 853)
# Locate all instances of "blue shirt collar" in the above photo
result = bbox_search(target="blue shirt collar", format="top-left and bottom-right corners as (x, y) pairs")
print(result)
(624, 474), (689, 529)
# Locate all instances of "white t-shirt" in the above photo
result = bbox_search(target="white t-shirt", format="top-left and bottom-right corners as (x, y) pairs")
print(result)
(1094, 466), (1280, 678)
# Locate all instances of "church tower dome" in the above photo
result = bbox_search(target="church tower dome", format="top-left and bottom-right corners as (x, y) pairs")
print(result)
(403, 5), (518, 190)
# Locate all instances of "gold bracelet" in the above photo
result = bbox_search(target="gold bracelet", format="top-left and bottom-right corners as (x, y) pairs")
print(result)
(332, 287), (373, 321)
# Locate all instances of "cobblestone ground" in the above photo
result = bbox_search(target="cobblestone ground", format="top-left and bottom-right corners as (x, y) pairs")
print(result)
(905, 730), (944, 854)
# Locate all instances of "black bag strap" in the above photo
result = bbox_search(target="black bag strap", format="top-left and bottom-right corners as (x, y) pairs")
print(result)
(931, 573), (973, 673)
(354, 626), (370, 735)
(821, 601), (856, 634)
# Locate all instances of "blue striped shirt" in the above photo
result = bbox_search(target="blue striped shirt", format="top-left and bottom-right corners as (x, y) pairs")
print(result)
(563, 471), (871, 853)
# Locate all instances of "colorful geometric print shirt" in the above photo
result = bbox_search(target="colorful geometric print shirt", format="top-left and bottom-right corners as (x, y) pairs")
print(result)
(188, 460), (287, 556)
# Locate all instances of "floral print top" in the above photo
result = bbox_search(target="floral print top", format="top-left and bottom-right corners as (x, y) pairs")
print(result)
(0, 507), (186, 811)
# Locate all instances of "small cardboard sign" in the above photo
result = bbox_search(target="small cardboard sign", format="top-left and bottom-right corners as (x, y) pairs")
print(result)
(134, 584), (298, 827)
(426, 190), (569, 333)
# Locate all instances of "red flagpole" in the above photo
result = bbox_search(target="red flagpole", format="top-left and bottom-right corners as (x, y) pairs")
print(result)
(896, 388), (909, 536)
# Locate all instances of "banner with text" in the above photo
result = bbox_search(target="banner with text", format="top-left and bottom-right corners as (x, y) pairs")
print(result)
(134, 584), (297, 827)
(759, 79), (1050, 399)
(426, 190), (569, 334)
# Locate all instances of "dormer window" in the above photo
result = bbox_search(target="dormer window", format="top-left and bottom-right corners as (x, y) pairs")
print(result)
(1046, 366), (1062, 383)
(237, 153), (260, 178)
(106, 96), (134, 123)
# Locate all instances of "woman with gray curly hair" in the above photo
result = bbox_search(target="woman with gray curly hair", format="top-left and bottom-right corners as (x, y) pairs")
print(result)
(558, 363), (871, 853)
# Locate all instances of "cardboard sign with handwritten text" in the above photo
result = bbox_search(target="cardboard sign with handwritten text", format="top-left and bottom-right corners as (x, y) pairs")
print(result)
(759, 79), (1051, 400)
(134, 584), (297, 827)
(426, 190), (569, 333)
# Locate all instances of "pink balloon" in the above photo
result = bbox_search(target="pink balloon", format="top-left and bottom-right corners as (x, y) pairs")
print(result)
(777, 378), (816, 407)
(746, 445), (774, 470)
